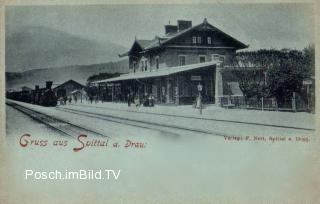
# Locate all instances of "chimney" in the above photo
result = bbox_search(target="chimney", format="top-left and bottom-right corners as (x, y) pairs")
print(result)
(177, 20), (192, 31)
(165, 25), (178, 34)
(35, 85), (39, 90)
(46, 81), (53, 89)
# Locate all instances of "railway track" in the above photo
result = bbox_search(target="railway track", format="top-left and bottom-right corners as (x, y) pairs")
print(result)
(70, 104), (315, 131)
(7, 100), (313, 139)
(6, 101), (107, 138)
(56, 106), (232, 137)
(7, 100), (227, 137)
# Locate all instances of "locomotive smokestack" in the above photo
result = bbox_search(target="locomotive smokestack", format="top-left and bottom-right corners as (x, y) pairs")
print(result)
(46, 81), (53, 89)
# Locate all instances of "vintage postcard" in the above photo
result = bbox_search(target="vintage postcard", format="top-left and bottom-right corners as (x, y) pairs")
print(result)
(0, 1), (319, 204)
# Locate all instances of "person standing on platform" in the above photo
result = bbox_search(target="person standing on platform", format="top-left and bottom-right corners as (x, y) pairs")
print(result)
(127, 92), (131, 107)
(63, 96), (67, 105)
(134, 95), (140, 108)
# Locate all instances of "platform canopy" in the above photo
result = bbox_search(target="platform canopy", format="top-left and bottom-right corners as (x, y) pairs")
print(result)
(95, 61), (217, 83)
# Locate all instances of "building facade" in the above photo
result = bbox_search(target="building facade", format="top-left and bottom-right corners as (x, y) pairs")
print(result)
(96, 18), (248, 105)
(53, 80), (85, 98)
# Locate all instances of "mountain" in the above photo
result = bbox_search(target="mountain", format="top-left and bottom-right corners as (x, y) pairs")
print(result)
(5, 25), (127, 72)
(6, 60), (129, 90)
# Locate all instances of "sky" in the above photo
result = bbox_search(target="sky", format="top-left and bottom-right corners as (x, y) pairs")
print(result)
(5, 3), (315, 50)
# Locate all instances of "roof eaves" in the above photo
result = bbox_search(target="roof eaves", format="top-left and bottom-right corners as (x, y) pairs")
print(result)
(136, 40), (154, 49)
(53, 80), (84, 90)
(206, 23), (248, 49)
(121, 40), (144, 57)
(146, 21), (248, 50)
(94, 61), (217, 83)
(159, 23), (203, 45)
(119, 51), (129, 57)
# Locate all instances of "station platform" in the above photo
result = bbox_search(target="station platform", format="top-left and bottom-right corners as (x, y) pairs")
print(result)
(64, 101), (315, 131)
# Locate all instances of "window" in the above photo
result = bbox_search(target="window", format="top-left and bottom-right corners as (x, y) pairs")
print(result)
(179, 55), (186, 66)
(193, 36), (202, 44)
(140, 57), (148, 72)
(145, 60), (148, 71)
(197, 36), (202, 44)
(199, 55), (206, 63)
(192, 36), (197, 44)
(133, 61), (137, 73)
(212, 54), (225, 62)
(207, 37), (212, 44)
(155, 56), (159, 69)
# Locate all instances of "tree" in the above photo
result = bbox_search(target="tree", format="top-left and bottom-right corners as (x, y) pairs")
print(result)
(267, 50), (307, 106)
(302, 44), (315, 77)
(227, 50), (272, 99)
(227, 48), (312, 106)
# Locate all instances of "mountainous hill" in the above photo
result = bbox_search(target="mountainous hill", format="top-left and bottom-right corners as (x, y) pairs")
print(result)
(6, 60), (129, 90)
(6, 25), (127, 72)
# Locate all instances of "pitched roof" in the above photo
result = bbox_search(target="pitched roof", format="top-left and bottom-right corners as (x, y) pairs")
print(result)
(145, 20), (248, 50)
(52, 79), (85, 90)
(120, 19), (248, 57)
(21, 86), (32, 90)
(136, 40), (154, 49)
(120, 39), (155, 57)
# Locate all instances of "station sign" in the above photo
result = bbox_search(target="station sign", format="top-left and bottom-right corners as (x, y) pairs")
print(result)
(303, 80), (312, 85)
(191, 76), (202, 81)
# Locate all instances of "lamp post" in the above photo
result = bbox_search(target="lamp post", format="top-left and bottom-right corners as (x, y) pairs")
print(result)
(197, 82), (203, 115)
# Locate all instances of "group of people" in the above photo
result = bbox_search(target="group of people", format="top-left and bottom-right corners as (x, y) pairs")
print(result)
(58, 95), (77, 105)
(87, 95), (99, 104)
(127, 93), (155, 108)
(58, 94), (102, 106)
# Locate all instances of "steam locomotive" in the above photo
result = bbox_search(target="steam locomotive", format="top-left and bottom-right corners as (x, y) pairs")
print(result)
(7, 81), (57, 107)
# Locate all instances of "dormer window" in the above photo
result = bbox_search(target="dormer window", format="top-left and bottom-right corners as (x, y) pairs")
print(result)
(207, 37), (212, 44)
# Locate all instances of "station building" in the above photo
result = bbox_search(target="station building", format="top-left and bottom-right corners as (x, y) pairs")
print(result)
(53, 80), (85, 99)
(95, 18), (248, 105)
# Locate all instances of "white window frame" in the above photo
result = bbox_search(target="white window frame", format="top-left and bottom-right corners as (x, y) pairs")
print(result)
(197, 36), (202, 44)
(212, 54), (225, 62)
(140, 57), (148, 72)
(192, 36), (197, 44)
(199, 55), (206, 63)
(178, 55), (186, 66)
(207, 36), (212, 44)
